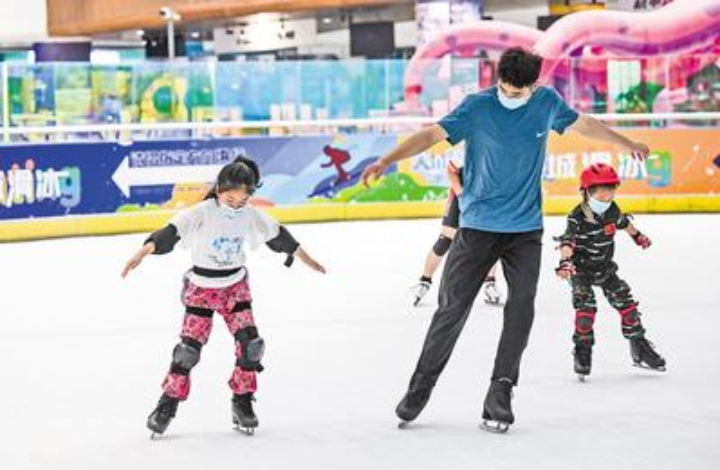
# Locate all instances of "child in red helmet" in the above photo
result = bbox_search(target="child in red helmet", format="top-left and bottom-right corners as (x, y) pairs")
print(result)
(556, 162), (666, 381)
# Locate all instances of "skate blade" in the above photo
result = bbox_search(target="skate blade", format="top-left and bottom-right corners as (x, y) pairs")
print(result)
(633, 362), (666, 372)
(398, 420), (412, 429)
(480, 419), (510, 434)
(577, 374), (588, 383)
(235, 425), (256, 435)
(413, 298), (421, 307)
(149, 432), (163, 440)
(484, 299), (504, 306)
(233, 417), (257, 435)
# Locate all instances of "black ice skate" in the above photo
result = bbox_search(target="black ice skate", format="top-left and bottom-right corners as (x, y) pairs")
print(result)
(232, 393), (259, 435)
(483, 277), (503, 306)
(147, 394), (179, 439)
(481, 378), (514, 433)
(396, 385), (433, 429)
(411, 280), (432, 307)
(630, 337), (666, 372)
(573, 342), (593, 382)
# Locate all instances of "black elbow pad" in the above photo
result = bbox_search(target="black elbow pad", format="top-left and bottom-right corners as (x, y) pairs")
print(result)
(145, 224), (180, 254)
(266, 226), (300, 256)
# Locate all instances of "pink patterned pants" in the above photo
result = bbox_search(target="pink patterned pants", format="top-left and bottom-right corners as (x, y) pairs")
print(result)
(161, 275), (259, 400)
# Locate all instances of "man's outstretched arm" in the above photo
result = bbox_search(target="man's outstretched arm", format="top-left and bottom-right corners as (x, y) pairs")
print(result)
(361, 125), (448, 186)
(569, 115), (650, 160)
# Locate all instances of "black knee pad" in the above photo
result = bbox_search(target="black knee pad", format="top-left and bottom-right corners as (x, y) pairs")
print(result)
(170, 337), (203, 375)
(432, 235), (453, 257)
(235, 326), (265, 372)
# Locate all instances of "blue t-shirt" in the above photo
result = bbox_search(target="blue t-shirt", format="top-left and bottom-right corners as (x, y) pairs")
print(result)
(439, 85), (579, 233)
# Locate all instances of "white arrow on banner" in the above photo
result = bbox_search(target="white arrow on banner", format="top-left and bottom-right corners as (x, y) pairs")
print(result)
(112, 157), (225, 197)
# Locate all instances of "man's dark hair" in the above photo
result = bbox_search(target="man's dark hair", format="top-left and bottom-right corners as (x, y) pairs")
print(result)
(498, 47), (543, 88)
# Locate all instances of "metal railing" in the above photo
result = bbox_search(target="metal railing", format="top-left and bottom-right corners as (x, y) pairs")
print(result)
(1, 112), (718, 144)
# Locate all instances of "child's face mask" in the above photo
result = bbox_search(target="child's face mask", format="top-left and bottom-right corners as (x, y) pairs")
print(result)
(587, 185), (616, 215)
(217, 187), (252, 217)
(588, 196), (612, 215)
(218, 201), (245, 218)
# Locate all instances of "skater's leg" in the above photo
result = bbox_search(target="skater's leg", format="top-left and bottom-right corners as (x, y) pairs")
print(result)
(220, 278), (261, 431)
(413, 227), (458, 306)
(411, 228), (500, 388)
(422, 226), (457, 280)
(398, 229), (500, 423)
(571, 276), (597, 344)
(601, 272), (666, 370)
(220, 278), (259, 396)
(491, 230), (543, 385)
(600, 272), (645, 339)
(161, 305), (214, 400)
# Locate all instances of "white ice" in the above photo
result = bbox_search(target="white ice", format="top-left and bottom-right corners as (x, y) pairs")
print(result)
(1, 215), (719, 470)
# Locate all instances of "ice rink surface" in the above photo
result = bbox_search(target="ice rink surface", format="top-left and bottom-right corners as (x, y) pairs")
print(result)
(1, 215), (719, 470)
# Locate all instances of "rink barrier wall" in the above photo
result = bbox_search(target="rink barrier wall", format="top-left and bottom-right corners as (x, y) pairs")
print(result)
(1, 123), (719, 242)
(2, 196), (720, 242)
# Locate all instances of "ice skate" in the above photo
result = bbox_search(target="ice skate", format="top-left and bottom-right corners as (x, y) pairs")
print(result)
(480, 378), (514, 433)
(630, 337), (666, 372)
(483, 277), (503, 306)
(232, 393), (259, 435)
(147, 394), (179, 439)
(411, 280), (432, 307)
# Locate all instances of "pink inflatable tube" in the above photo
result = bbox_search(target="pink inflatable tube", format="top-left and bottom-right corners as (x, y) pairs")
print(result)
(404, 0), (720, 105)
(536, 0), (720, 82)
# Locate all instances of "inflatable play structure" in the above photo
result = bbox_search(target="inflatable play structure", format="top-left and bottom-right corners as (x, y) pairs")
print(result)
(404, 0), (720, 111)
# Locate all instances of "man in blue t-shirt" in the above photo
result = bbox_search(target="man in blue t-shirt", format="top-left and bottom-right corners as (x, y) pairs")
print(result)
(361, 47), (650, 432)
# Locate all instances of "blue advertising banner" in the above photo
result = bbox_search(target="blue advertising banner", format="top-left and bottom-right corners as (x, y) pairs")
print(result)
(0, 134), (437, 221)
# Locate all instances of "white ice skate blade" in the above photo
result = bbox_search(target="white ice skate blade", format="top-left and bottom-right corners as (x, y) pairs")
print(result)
(480, 420), (510, 434)
(633, 363), (666, 372)
(234, 424), (256, 436)
(577, 374), (588, 383)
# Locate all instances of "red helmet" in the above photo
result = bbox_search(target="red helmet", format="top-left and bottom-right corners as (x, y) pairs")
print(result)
(580, 163), (620, 190)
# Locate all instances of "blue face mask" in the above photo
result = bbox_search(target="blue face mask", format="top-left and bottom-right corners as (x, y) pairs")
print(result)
(497, 88), (531, 110)
(588, 196), (612, 215)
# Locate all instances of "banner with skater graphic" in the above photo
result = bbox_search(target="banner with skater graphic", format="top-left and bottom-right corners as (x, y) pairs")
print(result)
(1, 128), (719, 240)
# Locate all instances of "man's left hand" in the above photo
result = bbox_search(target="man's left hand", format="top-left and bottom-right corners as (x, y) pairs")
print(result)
(628, 141), (650, 161)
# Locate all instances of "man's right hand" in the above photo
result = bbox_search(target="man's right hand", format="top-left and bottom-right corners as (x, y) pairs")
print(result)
(361, 159), (389, 187)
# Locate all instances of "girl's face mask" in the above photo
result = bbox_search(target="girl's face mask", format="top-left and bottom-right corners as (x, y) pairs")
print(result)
(218, 201), (245, 218)
(217, 187), (253, 217)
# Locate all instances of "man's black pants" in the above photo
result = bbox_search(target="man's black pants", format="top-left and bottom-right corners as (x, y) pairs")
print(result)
(407, 227), (543, 391)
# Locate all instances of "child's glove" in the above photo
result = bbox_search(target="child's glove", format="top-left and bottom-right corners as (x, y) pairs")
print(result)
(632, 231), (652, 249)
(555, 259), (576, 279)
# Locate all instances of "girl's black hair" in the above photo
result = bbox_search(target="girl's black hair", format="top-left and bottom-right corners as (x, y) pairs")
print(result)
(205, 156), (263, 200)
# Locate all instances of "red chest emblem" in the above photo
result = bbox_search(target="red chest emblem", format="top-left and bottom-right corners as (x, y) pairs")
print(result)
(604, 223), (617, 236)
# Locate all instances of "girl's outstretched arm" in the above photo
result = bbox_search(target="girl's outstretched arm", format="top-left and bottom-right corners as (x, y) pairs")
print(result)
(121, 242), (155, 278)
(294, 247), (326, 274)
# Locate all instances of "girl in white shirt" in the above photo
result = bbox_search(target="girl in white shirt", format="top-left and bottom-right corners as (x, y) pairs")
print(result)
(122, 157), (326, 437)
